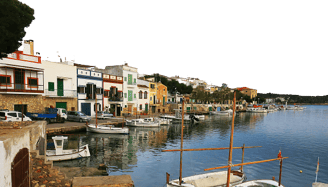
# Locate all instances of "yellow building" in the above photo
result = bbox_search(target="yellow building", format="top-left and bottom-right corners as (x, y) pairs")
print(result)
(149, 82), (169, 113)
(237, 87), (257, 99)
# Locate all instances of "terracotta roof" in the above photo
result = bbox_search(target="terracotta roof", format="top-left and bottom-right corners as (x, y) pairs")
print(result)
(137, 84), (149, 88)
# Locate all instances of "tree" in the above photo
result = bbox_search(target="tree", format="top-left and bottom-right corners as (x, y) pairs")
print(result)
(0, 0), (34, 59)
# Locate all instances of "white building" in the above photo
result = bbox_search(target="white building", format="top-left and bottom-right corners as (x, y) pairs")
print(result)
(137, 79), (150, 113)
(102, 73), (123, 116)
(105, 63), (138, 114)
(76, 64), (103, 116)
(41, 60), (77, 110)
(0, 40), (45, 113)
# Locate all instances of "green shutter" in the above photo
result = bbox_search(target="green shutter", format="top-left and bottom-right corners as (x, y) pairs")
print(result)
(48, 82), (54, 91)
(128, 90), (133, 101)
(128, 74), (132, 84)
(57, 79), (64, 96)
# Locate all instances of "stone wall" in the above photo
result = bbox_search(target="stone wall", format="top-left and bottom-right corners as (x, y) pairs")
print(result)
(0, 94), (43, 113)
(42, 97), (77, 111)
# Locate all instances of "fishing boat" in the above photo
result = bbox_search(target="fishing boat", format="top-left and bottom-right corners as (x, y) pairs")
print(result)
(167, 170), (245, 187)
(160, 110), (200, 123)
(210, 109), (235, 116)
(235, 179), (285, 187)
(86, 95), (129, 134)
(46, 136), (90, 161)
(125, 118), (160, 127)
(164, 93), (288, 187)
(87, 123), (129, 134)
(144, 117), (172, 125)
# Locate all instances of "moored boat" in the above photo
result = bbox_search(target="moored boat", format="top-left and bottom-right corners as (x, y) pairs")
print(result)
(144, 117), (172, 125)
(167, 170), (245, 187)
(87, 123), (129, 134)
(235, 179), (285, 187)
(46, 136), (90, 161)
(126, 118), (160, 127)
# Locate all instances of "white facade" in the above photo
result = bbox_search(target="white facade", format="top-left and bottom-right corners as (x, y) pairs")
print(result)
(42, 60), (77, 98)
(77, 68), (103, 117)
(137, 79), (150, 113)
(105, 64), (139, 113)
(103, 73), (123, 116)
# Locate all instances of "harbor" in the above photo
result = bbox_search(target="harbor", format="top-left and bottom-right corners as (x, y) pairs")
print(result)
(43, 105), (328, 187)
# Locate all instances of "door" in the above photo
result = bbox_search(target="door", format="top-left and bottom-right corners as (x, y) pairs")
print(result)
(187, 107), (191, 113)
(14, 69), (25, 90)
(14, 104), (27, 114)
(128, 105), (132, 114)
(145, 104), (148, 113)
(81, 103), (91, 116)
(116, 106), (121, 116)
(57, 79), (64, 96)
(12, 148), (29, 187)
(56, 102), (67, 110)
(128, 90), (133, 101)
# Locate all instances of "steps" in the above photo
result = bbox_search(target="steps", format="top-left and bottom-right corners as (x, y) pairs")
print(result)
(30, 150), (71, 187)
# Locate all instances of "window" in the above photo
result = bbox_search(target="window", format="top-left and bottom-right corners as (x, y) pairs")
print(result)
(134, 94), (136, 98)
(27, 77), (38, 87)
(150, 96), (152, 101)
(124, 93), (127, 98)
(139, 104), (142, 110)
(124, 77), (127, 81)
(150, 84), (155, 89)
(8, 113), (17, 117)
(77, 87), (85, 93)
(134, 78), (136, 83)
(139, 91), (143, 99)
(96, 88), (102, 94)
(48, 82), (54, 91)
(0, 75), (11, 86)
(104, 90), (109, 97)
(144, 91), (148, 99)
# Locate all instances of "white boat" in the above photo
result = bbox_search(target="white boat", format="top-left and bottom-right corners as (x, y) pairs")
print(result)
(235, 179), (284, 187)
(87, 124), (129, 134)
(286, 105), (304, 110)
(246, 107), (268, 113)
(144, 117), (172, 125)
(313, 182), (328, 187)
(167, 170), (245, 187)
(210, 109), (235, 116)
(125, 119), (160, 127)
(46, 136), (90, 161)
(160, 110), (200, 123)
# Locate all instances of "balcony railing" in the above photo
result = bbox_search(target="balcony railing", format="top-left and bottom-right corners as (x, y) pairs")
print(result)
(108, 96), (123, 102)
(0, 83), (44, 93)
(127, 82), (137, 85)
(45, 89), (77, 98)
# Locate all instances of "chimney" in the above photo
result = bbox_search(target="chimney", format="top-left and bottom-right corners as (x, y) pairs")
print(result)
(23, 40), (34, 55)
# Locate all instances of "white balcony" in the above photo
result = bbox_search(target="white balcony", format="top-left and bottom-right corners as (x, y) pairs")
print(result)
(45, 89), (77, 98)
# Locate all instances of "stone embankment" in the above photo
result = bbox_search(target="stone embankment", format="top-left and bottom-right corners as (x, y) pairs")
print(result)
(30, 151), (71, 187)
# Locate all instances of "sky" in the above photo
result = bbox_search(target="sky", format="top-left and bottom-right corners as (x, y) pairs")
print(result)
(18, 0), (328, 96)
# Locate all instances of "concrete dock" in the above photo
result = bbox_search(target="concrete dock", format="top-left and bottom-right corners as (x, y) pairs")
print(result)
(72, 175), (134, 187)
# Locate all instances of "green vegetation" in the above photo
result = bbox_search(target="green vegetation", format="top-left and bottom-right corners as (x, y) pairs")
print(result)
(258, 93), (328, 104)
(0, 0), (35, 59)
(145, 74), (193, 94)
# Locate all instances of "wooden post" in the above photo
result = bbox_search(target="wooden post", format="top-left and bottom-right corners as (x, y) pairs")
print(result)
(166, 172), (170, 184)
(241, 143), (245, 172)
(279, 159), (282, 186)
(95, 92), (98, 128)
(21, 105), (24, 122)
(179, 98), (185, 186)
(226, 91), (236, 187)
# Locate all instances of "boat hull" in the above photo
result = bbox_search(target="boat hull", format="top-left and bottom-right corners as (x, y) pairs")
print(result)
(167, 170), (245, 187)
(46, 145), (90, 161)
(235, 179), (285, 187)
(87, 124), (129, 134)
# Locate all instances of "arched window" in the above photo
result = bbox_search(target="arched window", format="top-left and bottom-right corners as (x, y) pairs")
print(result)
(144, 91), (148, 99)
(139, 91), (143, 99)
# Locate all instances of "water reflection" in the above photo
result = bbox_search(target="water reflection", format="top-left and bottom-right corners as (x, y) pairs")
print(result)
(48, 106), (328, 187)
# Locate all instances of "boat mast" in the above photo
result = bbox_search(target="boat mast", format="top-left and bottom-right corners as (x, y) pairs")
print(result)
(226, 91), (236, 187)
(179, 97), (185, 186)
